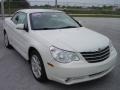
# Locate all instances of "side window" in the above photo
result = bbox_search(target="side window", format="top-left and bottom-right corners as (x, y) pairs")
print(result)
(12, 12), (27, 25)
(17, 13), (27, 24)
(11, 13), (19, 24)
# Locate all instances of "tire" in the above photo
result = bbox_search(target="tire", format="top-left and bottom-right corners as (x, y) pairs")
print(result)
(30, 50), (47, 82)
(4, 32), (12, 49)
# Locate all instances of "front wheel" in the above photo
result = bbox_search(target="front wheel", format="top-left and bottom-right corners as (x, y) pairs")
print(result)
(30, 50), (47, 82)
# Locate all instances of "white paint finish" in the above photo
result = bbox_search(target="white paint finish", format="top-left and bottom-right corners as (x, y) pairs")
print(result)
(32, 27), (109, 52)
(18, 9), (63, 14)
(4, 9), (117, 85)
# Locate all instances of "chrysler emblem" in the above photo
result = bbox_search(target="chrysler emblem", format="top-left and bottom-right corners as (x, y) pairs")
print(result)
(98, 48), (102, 51)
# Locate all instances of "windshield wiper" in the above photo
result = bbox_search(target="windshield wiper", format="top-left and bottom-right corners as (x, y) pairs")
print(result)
(34, 28), (57, 30)
(58, 26), (78, 29)
(33, 26), (78, 30)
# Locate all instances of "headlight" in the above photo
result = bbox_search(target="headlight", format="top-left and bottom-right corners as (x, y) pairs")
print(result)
(50, 46), (80, 63)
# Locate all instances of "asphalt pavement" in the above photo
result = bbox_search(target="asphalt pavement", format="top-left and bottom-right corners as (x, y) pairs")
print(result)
(0, 17), (120, 90)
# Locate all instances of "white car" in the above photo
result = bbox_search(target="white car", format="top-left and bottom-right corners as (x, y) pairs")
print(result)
(4, 9), (117, 85)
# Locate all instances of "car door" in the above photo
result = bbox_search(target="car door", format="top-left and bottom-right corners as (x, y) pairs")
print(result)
(10, 12), (29, 57)
(6, 12), (19, 47)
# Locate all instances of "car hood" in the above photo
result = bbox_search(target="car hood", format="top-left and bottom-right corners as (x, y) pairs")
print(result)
(32, 27), (110, 52)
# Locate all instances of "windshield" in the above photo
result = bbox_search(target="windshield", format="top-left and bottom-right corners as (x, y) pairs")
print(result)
(30, 12), (81, 30)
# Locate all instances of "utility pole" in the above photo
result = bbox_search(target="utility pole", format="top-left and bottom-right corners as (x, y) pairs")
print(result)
(1, 0), (5, 30)
(55, 0), (57, 8)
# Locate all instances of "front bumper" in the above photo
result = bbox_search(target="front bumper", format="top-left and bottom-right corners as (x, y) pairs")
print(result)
(47, 49), (117, 85)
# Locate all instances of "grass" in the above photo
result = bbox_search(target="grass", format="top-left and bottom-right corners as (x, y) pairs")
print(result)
(69, 14), (120, 18)
(63, 9), (120, 18)
(63, 9), (120, 15)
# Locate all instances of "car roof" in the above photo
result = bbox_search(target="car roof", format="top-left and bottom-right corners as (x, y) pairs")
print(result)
(18, 9), (63, 14)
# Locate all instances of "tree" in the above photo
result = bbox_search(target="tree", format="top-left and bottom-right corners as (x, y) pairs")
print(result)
(3, 0), (30, 14)
(5, 0), (30, 8)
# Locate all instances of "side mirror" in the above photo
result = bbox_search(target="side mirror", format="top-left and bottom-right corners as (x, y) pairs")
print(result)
(16, 24), (29, 32)
(16, 24), (24, 30)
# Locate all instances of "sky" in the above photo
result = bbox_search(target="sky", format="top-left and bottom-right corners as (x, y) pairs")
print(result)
(0, 0), (119, 7)
(27, 0), (120, 6)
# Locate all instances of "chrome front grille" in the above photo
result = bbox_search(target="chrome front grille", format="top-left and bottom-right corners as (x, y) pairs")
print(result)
(81, 46), (110, 63)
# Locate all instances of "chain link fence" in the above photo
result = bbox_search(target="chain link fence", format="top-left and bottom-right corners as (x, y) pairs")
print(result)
(1, 0), (120, 17)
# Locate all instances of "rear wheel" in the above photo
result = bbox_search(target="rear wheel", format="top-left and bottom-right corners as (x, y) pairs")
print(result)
(30, 50), (47, 82)
(4, 32), (11, 48)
